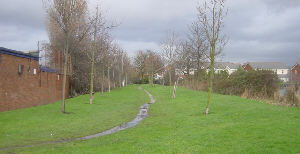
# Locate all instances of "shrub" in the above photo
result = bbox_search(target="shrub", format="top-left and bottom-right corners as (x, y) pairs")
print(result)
(134, 78), (149, 84)
(218, 69), (280, 98)
(182, 69), (280, 99)
(281, 85), (300, 107)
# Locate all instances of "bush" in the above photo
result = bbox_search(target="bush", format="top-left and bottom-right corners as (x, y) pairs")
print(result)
(134, 78), (149, 84)
(182, 69), (280, 99)
(216, 69), (280, 98)
(281, 85), (300, 107)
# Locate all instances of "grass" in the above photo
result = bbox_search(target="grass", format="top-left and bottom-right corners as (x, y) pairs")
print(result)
(1, 84), (300, 153)
(0, 85), (148, 149)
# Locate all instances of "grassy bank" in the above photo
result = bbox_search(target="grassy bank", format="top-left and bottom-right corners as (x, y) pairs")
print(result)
(2, 85), (300, 153)
(0, 85), (148, 149)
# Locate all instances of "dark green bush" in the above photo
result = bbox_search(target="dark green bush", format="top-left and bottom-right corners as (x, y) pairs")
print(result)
(214, 69), (280, 98)
(134, 78), (149, 84)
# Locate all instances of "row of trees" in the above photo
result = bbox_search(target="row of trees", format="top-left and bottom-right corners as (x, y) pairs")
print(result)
(44, 0), (134, 113)
(43, 0), (227, 114)
(134, 0), (227, 114)
(134, 50), (164, 86)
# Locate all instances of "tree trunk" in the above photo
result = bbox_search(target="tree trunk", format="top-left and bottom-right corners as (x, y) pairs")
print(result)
(151, 71), (154, 87)
(119, 71), (122, 87)
(172, 81), (177, 99)
(125, 73), (128, 86)
(206, 45), (215, 115)
(162, 74), (165, 87)
(108, 66), (110, 93)
(172, 77), (179, 99)
(90, 8), (98, 104)
(89, 51), (95, 104)
(169, 65), (172, 95)
(61, 33), (69, 113)
(101, 65), (104, 95)
(112, 69), (115, 88)
(89, 43), (95, 104)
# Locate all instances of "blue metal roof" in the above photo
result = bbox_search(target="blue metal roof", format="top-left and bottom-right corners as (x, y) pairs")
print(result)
(0, 47), (39, 61)
(39, 66), (57, 73)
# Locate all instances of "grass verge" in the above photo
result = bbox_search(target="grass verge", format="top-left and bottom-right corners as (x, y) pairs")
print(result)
(0, 85), (148, 149)
(2, 85), (300, 153)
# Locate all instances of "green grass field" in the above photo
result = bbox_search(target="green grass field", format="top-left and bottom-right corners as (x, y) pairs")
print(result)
(1, 85), (300, 153)
(0, 85), (148, 150)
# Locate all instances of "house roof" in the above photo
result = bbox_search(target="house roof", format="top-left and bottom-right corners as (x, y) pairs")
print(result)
(292, 62), (300, 70)
(246, 62), (288, 69)
(215, 62), (241, 69)
(0, 47), (39, 61)
(203, 62), (241, 69)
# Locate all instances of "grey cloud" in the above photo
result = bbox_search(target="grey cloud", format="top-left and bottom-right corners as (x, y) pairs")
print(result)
(221, 0), (300, 65)
(0, 0), (299, 65)
(0, 0), (46, 28)
(0, 0), (47, 51)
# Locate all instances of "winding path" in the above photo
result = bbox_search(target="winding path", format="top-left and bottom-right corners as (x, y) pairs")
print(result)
(0, 87), (155, 151)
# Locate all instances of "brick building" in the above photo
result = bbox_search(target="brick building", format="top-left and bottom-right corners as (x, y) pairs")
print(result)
(0, 47), (69, 112)
(291, 62), (300, 84)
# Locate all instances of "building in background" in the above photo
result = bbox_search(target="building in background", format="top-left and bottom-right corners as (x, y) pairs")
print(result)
(203, 62), (241, 75)
(213, 62), (241, 74)
(291, 62), (300, 84)
(242, 62), (289, 82)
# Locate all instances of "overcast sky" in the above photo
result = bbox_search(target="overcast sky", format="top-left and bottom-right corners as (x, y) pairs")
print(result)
(0, 0), (299, 66)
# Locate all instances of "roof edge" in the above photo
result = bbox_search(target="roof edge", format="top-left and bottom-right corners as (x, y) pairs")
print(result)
(0, 47), (39, 61)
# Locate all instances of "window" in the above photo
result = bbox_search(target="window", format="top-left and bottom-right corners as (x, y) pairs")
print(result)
(33, 69), (37, 75)
(18, 64), (24, 75)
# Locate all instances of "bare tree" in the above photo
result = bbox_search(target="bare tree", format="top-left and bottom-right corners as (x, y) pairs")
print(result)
(134, 50), (148, 80)
(45, 0), (89, 113)
(89, 6), (99, 104)
(171, 40), (194, 99)
(145, 50), (164, 87)
(176, 41), (194, 78)
(161, 31), (179, 96)
(122, 52), (132, 86)
(134, 50), (164, 86)
(107, 46), (113, 93)
(197, 0), (227, 115)
(188, 21), (208, 78)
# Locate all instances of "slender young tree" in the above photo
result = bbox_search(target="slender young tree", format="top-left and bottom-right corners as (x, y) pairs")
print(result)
(161, 31), (179, 96)
(107, 53), (112, 93)
(197, 0), (227, 115)
(89, 6), (100, 104)
(45, 0), (88, 113)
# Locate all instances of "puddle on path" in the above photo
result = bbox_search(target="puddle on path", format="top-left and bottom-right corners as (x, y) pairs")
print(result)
(78, 89), (155, 140)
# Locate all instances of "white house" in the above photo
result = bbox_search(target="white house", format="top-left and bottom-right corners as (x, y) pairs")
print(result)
(245, 62), (290, 82)
(205, 62), (241, 75)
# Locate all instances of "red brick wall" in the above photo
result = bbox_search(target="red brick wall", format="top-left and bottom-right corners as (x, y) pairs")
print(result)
(242, 64), (253, 71)
(291, 64), (300, 83)
(0, 53), (69, 112)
